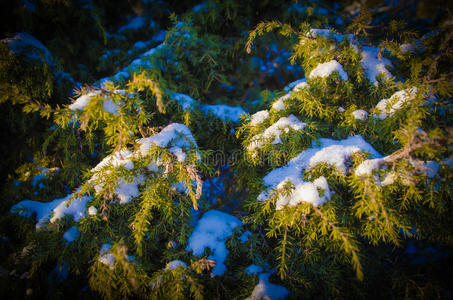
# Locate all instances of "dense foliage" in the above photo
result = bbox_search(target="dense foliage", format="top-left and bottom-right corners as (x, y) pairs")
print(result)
(1, 0), (452, 299)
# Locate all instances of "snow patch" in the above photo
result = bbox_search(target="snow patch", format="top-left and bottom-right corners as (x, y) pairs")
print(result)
(246, 273), (289, 300)
(309, 60), (348, 80)
(355, 158), (385, 176)
(169, 91), (197, 111)
(118, 16), (146, 33)
(99, 244), (115, 269)
(165, 260), (187, 270)
(186, 210), (242, 276)
(375, 87), (418, 119)
(244, 264), (263, 275)
(250, 110), (269, 126)
(63, 226), (80, 243)
(138, 123), (197, 155)
(2, 32), (54, 65)
(69, 91), (101, 111)
(88, 206), (97, 216)
(352, 109), (368, 120)
(11, 193), (92, 229)
(239, 231), (252, 243)
(259, 136), (381, 209)
(247, 115), (306, 154)
(361, 46), (393, 86)
(201, 104), (247, 123)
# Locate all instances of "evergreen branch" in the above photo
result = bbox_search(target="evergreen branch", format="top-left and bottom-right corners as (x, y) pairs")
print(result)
(240, 47), (282, 103)
(312, 206), (364, 281)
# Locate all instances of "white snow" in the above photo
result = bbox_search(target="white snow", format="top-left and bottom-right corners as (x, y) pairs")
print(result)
(381, 172), (396, 186)
(90, 124), (198, 204)
(239, 231), (252, 243)
(246, 273), (289, 300)
(244, 264), (263, 275)
(258, 135), (381, 209)
(352, 109), (368, 120)
(274, 176), (331, 209)
(138, 123), (197, 155)
(375, 87), (418, 119)
(201, 104), (247, 123)
(400, 43), (415, 53)
(99, 244), (115, 269)
(309, 60), (348, 80)
(169, 91), (197, 111)
(292, 80), (309, 91)
(90, 149), (144, 204)
(424, 161), (440, 178)
(133, 41), (147, 49)
(50, 194), (92, 223)
(118, 16), (146, 33)
(88, 206), (98, 216)
(354, 158), (385, 176)
(272, 94), (289, 111)
(114, 175), (145, 204)
(92, 149), (134, 173)
(442, 158), (453, 168)
(361, 46), (393, 85)
(250, 110), (269, 126)
(165, 260), (187, 270)
(11, 193), (92, 229)
(69, 91), (101, 111)
(186, 210), (242, 276)
(102, 99), (120, 114)
(247, 115), (306, 154)
(2, 32), (54, 65)
(63, 226), (80, 243)
(169, 146), (186, 162)
(283, 78), (308, 92)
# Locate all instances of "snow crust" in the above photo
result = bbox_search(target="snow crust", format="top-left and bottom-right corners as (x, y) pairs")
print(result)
(400, 43), (415, 53)
(352, 109), (368, 120)
(88, 206), (98, 216)
(2, 32), (54, 65)
(246, 273), (289, 300)
(283, 78), (308, 92)
(258, 135), (381, 209)
(11, 193), (92, 229)
(272, 94), (289, 111)
(138, 123), (197, 154)
(118, 16), (146, 33)
(169, 91), (197, 111)
(244, 264), (263, 275)
(201, 104), (247, 123)
(361, 46), (393, 85)
(69, 91), (101, 111)
(375, 87), (418, 119)
(165, 260), (187, 270)
(250, 110), (269, 126)
(272, 78), (310, 112)
(247, 115), (306, 154)
(102, 99), (119, 114)
(239, 231), (252, 243)
(309, 60), (348, 80)
(355, 158), (385, 176)
(186, 210), (242, 276)
(98, 244), (115, 269)
(63, 226), (80, 243)
(89, 123), (198, 204)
